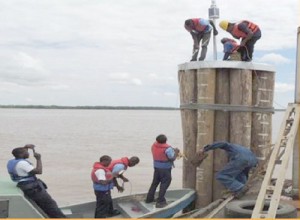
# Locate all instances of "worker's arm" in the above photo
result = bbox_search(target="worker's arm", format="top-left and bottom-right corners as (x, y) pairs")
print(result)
(23, 144), (42, 175)
(203, 141), (230, 152)
(166, 147), (180, 161)
(28, 153), (42, 175)
(119, 173), (129, 182)
(95, 169), (115, 185)
(238, 22), (253, 46)
(223, 52), (230, 60)
(113, 178), (124, 192)
(209, 20), (218, 35)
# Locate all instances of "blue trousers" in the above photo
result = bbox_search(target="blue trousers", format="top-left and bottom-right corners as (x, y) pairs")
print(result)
(216, 156), (257, 192)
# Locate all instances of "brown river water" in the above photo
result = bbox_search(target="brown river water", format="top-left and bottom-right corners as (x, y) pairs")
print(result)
(0, 108), (287, 206)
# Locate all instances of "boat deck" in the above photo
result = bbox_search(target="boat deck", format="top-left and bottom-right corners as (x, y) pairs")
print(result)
(0, 177), (46, 218)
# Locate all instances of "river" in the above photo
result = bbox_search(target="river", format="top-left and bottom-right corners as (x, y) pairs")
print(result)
(0, 108), (287, 206)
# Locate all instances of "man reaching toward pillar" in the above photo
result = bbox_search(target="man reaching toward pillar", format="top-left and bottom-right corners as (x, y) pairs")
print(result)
(196, 141), (258, 199)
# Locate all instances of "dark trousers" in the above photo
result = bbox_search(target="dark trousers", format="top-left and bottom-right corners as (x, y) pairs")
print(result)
(240, 30), (262, 61)
(19, 180), (66, 218)
(146, 168), (172, 204)
(191, 32), (211, 61)
(94, 190), (113, 218)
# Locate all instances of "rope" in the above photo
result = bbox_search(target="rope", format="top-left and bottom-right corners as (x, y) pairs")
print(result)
(123, 180), (133, 195)
(180, 103), (274, 113)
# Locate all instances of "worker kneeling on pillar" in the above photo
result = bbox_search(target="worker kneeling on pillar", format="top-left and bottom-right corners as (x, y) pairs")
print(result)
(219, 20), (261, 62)
(184, 18), (218, 61)
(221, 38), (241, 61)
(197, 142), (258, 199)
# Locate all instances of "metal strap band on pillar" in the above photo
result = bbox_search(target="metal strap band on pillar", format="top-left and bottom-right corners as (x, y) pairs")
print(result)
(180, 103), (274, 113)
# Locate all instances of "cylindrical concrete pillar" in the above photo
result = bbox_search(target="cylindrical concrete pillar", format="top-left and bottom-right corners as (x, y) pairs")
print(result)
(178, 61), (275, 207)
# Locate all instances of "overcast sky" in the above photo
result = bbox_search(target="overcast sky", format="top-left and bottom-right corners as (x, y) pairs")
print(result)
(0, 0), (298, 107)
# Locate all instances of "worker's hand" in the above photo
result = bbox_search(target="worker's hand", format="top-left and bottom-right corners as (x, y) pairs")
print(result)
(121, 176), (129, 182)
(33, 152), (41, 160)
(213, 30), (218, 35)
(24, 144), (35, 150)
(112, 172), (119, 178)
(116, 185), (124, 193)
(174, 148), (180, 156)
(198, 149), (205, 154)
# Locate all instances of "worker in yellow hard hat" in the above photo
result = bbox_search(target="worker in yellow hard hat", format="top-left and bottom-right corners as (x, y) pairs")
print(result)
(219, 20), (261, 62)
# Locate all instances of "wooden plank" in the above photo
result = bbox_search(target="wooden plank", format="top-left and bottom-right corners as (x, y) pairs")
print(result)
(213, 68), (230, 200)
(178, 70), (197, 190)
(195, 68), (216, 207)
(205, 195), (234, 218)
(229, 68), (252, 147)
(251, 70), (274, 164)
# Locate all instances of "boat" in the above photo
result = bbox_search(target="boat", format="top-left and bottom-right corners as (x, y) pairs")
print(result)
(0, 177), (196, 218)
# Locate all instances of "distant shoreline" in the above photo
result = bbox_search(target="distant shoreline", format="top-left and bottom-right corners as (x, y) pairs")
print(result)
(0, 105), (286, 111)
(0, 105), (179, 110)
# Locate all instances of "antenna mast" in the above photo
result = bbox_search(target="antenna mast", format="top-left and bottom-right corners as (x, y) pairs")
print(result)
(208, 0), (219, 60)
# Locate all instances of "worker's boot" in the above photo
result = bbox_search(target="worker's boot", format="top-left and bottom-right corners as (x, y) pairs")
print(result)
(233, 185), (249, 199)
(156, 201), (168, 208)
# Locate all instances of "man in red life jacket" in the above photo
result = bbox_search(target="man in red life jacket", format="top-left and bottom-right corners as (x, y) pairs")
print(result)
(91, 155), (120, 218)
(108, 156), (140, 192)
(7, 144), (66, 218)
(145, 134), (180, 208)
(219, 20), (261, 62)
(184, 18), (218, 61)
(221, 38), (241, 61)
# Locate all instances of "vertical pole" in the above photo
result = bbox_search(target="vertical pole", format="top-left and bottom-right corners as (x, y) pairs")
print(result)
(208, 0), (219, 61)
(295, 27), (300, 103)
(293, 27), (300, 198)
(213, 19), (217, 60)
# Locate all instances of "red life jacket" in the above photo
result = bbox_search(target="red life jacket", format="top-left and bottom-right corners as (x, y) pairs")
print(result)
(192, 18), (206, 32)
(231, 20), (259, 39)
(91, 162), (113, 183)
(108, 157), (129, 171)
(152, 142), (170, 161)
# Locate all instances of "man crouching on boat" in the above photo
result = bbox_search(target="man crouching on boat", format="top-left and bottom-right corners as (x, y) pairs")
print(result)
(108, 156), (140, 192)
(7, 144), (66, 218)
(91, 155), (121, 218)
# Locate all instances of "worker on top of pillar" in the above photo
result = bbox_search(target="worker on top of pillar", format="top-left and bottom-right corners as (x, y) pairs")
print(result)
(184, 18), (218, 61)
(219, 20), (261, 62)
(221, 38), (241, 61)
(197, 141), (258, 199)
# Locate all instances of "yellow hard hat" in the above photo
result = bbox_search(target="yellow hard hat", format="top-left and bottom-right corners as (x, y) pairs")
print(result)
(219, 20), (229, 31)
